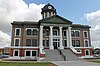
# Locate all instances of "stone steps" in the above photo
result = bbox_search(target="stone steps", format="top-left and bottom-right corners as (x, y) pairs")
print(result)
(42, 49), (64, 61)
(61, 49), (80, 61)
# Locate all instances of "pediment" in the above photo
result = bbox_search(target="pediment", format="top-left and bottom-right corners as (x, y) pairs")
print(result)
(39, 15), (73, 24)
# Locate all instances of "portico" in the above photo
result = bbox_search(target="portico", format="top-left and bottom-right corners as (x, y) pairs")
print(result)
(39, 25), (72, 51)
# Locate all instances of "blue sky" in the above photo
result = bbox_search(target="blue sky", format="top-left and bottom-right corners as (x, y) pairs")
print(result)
(24, 0), (100, 24)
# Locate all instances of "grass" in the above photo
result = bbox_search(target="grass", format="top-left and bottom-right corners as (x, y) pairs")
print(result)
(89, 59), (100, 63)
(0, 62), (56, 66)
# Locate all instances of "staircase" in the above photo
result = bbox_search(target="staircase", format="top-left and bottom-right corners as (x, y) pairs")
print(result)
(61, 49), (80, 61)
(42, 49), (64, 61)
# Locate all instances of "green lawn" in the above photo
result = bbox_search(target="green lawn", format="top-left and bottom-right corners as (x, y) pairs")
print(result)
(89, 60), (100, 63)
(0, 62), (56, 66)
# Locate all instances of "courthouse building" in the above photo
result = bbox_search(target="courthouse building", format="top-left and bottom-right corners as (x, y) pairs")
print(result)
(10, 3), (93, 60)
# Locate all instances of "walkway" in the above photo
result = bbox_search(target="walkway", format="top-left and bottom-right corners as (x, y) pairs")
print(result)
(51, 61), (100, 66)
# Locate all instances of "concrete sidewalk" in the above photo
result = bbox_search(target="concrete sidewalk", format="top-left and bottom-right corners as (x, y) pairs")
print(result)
(51, 61), (100, 66)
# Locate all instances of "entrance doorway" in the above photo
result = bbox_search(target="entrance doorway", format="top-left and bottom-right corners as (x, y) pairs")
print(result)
(53, 38), (59, 49)
(53, 42), (58, 49)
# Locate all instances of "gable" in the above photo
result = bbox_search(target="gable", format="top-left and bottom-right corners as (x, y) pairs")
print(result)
(39, 15), (73, 24)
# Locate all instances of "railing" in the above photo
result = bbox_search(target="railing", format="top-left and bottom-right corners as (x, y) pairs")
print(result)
(57, 49), (67, 61)
(70, 46), (81, 54)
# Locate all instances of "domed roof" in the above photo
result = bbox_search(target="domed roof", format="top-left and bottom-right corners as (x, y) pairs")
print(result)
(41, 3), (56, 13)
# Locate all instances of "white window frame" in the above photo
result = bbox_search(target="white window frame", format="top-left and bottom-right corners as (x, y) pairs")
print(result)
(13, 50), (19, 57)
(25, 50), (37, 57)
(71, 30), (80, 37)
(15, 28), (21, 36)
(26, 28), (38, 36)
(14, 38), (20, 47)
(84, 39), (89, 47)
(83, 31), (88, 38)
(85, 50), (90, 56)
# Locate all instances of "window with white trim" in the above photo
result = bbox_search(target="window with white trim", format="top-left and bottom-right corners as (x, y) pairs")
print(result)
(26, 51), (31, 56)
(32, 39), (37, 47)
(71, 31), (74, 37)
(72, 40), (75, 47)
(26, 39), (31, 46)
(25, 50), (37, 57)
(14, 50), (19, 56)
(32, 51), (37, 56)
(71, 30), (80, 37)
(14, 38), (20, 46)
(26, 29), (31, 35)
(84, 40), (89, 47)
(26, 28), (38, 36)
(32, 29), (37, 35)
(75, 31), (80, 37)
(85, 50), (90, 56)
(84, 31), (88, 38)
(15, 28), (21, 36)
(76, 40), (80, 47)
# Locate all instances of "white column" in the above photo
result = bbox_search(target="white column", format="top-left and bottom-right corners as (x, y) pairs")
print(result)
(39, 26), (43, 53)
(59, 27), (64, 49)
(50, 26), (53, 49)
(68, 27), (72, 47)
(66, 29), (69, 47)
(51, 12), (53, 16)
(47, 12), (49, 17)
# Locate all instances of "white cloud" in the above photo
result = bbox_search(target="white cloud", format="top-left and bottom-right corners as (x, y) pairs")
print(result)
(85, 10), (100, 48)
(0, 0), (44, 48)
(0, 31), (11, 48)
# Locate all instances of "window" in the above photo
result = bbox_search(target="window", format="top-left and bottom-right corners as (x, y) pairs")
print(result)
(76, 40), (80, 47)
(71, 31), (74, 37)
(26, 39), (31, 46)
(84, 40), (89, 47)
(53, 30), (58, 36)
(32, 39), (37, 47)
(26, 51), (31, 56)
(14, 38), (20, 46)
(72, 40), (75, 47)
(32, 29), (37, 35)
(32, 51), (37, 56)
(26, 29), (31, 35)
(64, 40), (67, 46)
(64, 31), (66, 36)
(43, 29), (45, 34)
(43, 40), (45, 46)
(46, 30), (49, 36)
(53, 39), (57, 41)
(75, 31), (80, 37)
(14, 50), (19, 56)
(46, 40), (49, 47)
(15, 28), (21, 36)
(25, 50), (37, 57)
(85, 50), (90, 56)
(84, 31), (88, 38)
